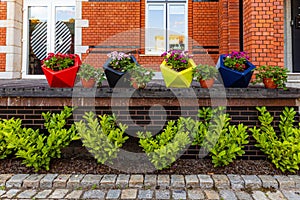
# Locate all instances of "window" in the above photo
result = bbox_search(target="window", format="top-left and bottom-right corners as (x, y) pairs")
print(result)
(146, 0), (187, 55)
(23, 0), (75, 77)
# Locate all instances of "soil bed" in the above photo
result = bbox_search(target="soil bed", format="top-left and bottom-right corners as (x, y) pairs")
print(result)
(0, 158), (299, 175)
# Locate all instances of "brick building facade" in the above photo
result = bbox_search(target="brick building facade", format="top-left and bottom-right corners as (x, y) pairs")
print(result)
(0, 0), (298, 86)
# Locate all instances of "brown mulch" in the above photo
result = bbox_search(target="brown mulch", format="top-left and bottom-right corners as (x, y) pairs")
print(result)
(0, 157), (299, 175)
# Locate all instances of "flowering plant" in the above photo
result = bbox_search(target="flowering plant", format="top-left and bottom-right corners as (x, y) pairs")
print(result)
(42, 53), (75, 71)
(223, 51), (250, 72)
(107, 51), (132, 71)
(161, 50), (192, 71)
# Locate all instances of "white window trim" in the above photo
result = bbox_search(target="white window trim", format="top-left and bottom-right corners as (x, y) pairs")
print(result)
(22, 0), (76, 79)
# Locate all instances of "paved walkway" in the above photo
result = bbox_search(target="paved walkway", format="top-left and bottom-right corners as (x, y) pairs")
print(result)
(1, 174), (300, 199)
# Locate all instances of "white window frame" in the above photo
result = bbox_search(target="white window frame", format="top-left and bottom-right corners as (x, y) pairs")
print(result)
(22, 0), (76, 78)
(145, 1), (188, 55)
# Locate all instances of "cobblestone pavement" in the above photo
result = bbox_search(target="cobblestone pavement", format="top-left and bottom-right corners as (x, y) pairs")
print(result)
(1, 174), (300, 199)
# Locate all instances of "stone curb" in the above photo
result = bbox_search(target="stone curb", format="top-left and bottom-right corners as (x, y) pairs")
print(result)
(1, 174), (299, 190)
(1, 174), (300, 200)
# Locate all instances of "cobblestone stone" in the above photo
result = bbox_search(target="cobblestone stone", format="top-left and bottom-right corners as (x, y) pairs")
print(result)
(83, 189), (106, 199)
(288, 175), (300, 189)
(185, 175), (199, 188)
(274, 175), (295, 189)
(1, 189), (20, 198)
(121, 189), (137, 199)
(40, 174), (58, 189)
(258, 175), (279, 189)
(23, 174), (44, 188)
(198, 175), (213, 188)
(53, 174), (71, 188)
(116, 174), (130, 189)
(0, 190), (6, 197)
(187, 188), (205, 199)
(266, 190), (286, 200)
(81, 174), (102, 189)
(235, 190), (253, 200)
(212, 174), (230, 189)
(6, 174), (29, 188)
(281, 190), (300, 200)
(227, 174), (244, 189)
(16, 189), (36, 199)
(0, 174), (13, 187)
(48, 188), (69, 198)
(138, 189), (153, 199)
(242, 175), (262, 189)
(33, 189), (52, 198)
(65, 190), (83, 199)
(252, 190), (269, 200)
(172, 189), (186, 199)
(144, 174), (157, 188)
(220, 189), (238, 200)
(157, 175), (170, 189)
(129, 174), (144, 188)
(101, 174), (117, 188)
(155, 189), (170, 199)
(67, 174), (85, 189)
(171, 175), (185, 188)
(106, 189), (121, 199)
(203, 189), (220, 199)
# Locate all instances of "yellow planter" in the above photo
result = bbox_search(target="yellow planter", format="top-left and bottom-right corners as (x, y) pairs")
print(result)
(160, 59), (196, 88)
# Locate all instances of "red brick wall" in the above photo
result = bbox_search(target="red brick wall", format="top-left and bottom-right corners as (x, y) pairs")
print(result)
(243, 0), (284, 67)
(81, 0), (285, 71)
(81, 1), (221, 70)
(81, 2), (141, 68)
(0, 2), (6, 72)
(219, 0), (240, 54)
(192, 2), (219, 66)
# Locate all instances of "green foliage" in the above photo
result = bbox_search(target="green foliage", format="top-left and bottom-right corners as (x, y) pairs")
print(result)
(193, 64), (218, 81)
(0, 118), (22, 159)
(128, 63), (155, 88)
(75, 112), (128, 164)
(137, 117), (194, 170)
(193, 107), (249, 167)
(77, 63), (106, 85)
(250, 106), (300, 173)
(4, 106), (79, 171)
(252, 65), (289, 89)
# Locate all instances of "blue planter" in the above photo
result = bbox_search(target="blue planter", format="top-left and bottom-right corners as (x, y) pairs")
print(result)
(103, 55), (138, 88)
(216, 54), (256, 88)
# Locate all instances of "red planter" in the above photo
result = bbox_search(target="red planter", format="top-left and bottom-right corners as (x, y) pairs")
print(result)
(42, 54), (81, 88)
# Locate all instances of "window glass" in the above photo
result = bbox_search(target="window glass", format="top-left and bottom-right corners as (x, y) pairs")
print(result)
(28, 6), (48, 74)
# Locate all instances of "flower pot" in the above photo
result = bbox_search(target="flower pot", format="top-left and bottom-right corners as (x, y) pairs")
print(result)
(131, 78), (146, 89)
(160, 59), (196, 88)
(263, 78), (277, 89)
(103, 55), (137, 88)
(42, 54), (81, 88)
(199, 78), (215, 88)
(217, 54), (256, 88)
(81, 78), (96, 88)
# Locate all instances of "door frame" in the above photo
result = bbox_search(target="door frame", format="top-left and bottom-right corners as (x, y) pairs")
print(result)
(22, 0), (76, 78)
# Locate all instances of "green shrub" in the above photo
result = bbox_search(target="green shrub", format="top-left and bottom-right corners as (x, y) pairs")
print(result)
(193, 107), (249, 167)
(4, 106), (79, 171)
(250, 106), (300, 173)
(137, 117), (195, 170)
(75, 112), (128, 164)
(0, 118), (22, 159)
